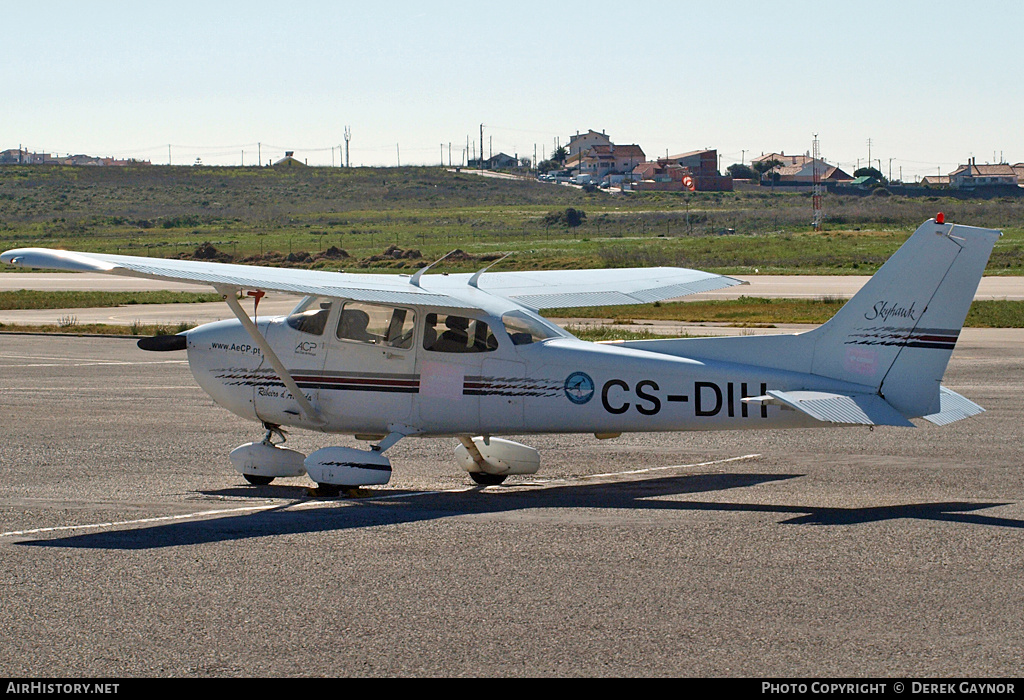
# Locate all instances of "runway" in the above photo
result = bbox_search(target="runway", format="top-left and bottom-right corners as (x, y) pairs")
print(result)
(0, 333), (1021, 676)
(0, 273), (1021, 328)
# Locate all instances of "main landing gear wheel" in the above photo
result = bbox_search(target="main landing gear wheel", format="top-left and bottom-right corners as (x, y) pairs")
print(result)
(470, 472), (507, 486)
(244, 474), (274, 486)
(309, 483), (342, 497)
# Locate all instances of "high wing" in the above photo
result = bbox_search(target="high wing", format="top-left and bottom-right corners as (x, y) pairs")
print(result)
(0, 248), (744, 310)
(435, 268), (746, 310)
(0, 248), (465, 307)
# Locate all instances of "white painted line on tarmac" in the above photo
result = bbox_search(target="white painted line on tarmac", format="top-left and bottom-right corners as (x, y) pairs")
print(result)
(0, 354), (188, 367)
(0, 454), (762, 540)
(584, 453), (762, 480)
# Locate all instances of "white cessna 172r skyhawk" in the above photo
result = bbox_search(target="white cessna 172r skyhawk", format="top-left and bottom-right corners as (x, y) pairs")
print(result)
(1, 217), (1000, 493)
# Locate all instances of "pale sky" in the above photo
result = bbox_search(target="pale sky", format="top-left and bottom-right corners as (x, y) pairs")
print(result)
(4, 1), (1022, 181)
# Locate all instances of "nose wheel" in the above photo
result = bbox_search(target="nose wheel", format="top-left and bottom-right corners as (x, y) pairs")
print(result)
(469, 472), (507, 486)
(242, 423), (288, 485)
(231, 423), (305, 487)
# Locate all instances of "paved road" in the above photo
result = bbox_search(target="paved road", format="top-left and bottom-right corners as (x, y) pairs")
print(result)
(0, 333), (1021, 677)
(0, 273), (1021, 328)
(3, 272), (1024, 298)
(0, 273), (213, 293)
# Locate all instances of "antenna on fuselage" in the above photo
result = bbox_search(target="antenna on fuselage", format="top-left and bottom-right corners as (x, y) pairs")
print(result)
(410, 249), (458, 287)
(468, 252), (511, 288)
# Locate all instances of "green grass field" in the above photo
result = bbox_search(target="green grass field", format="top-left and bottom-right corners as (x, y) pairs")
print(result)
(2, 291), (1020, 334)
(551, 297), (1024, 329)
(1, 165), (1022, 331)
(2, 164), (1022, 275)
(0, 290), (221, 310)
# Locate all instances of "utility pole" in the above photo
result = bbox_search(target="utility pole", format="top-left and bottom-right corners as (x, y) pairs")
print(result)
(396, 143), (400, 167)
(258, 142), (261, 167)
(168, 144), (171, 165)
(812, 134), (823, 232)
(344, 127), (351, 167)
(867, 138), (872, 172)
(479, 124), (484, 169)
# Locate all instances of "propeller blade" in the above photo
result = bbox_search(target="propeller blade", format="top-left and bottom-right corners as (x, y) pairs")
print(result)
(137, 334), (187, 352)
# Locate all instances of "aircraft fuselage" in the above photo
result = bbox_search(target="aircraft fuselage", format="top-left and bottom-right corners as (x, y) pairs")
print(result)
(186, 309), (868, 439)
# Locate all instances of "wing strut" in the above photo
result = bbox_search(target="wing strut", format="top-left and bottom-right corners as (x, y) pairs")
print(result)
(216, 286), (325, 426)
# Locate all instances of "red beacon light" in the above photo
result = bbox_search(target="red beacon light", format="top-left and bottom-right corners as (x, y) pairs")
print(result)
(936, 212), (945, 224)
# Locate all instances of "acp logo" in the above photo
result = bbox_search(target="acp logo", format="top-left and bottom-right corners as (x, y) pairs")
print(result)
(295, 340), (320, 356)
(564, 371), (595, 405)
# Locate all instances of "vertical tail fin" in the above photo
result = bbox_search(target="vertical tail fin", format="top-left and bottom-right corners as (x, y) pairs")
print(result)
(805, 218), (1000, 416)
(618, 218), (1000, 421)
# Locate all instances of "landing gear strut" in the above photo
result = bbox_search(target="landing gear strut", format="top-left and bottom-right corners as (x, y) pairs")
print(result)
(262, 422), (288, 446)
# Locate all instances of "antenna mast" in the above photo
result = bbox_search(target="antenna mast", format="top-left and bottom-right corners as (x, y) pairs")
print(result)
(344, 126), (351, 167)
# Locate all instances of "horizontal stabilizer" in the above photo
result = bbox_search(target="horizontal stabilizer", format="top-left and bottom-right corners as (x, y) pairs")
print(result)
(921, 387), (985, 426)
(743, 390), (915, 427)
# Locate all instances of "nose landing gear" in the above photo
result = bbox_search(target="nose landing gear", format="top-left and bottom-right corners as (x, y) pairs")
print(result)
(229, 422), (307, 486)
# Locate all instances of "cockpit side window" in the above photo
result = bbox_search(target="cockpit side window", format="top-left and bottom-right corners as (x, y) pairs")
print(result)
(336, 302), (416, 349)
(286, 298), (333, 336)
(423, 313), (498, 353)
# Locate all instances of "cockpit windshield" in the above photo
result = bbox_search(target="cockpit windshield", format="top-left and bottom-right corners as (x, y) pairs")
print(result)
(501, 311), (566, 345)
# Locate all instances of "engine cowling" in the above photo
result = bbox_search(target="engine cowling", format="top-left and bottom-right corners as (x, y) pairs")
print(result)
(229, 442), (307, 479)
(455, 437), (540, 476)
(304, 447), (393, 487)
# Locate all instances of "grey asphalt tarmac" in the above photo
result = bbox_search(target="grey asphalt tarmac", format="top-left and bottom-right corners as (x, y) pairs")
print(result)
(0, 333), (1022, 678)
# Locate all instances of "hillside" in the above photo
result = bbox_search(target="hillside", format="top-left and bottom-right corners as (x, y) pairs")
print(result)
(1, 165), (1021, 274)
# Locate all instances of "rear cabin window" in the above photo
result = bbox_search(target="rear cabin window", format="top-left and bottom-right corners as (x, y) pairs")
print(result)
(423, 313), (497, 353)
(336, 302), (416, 349)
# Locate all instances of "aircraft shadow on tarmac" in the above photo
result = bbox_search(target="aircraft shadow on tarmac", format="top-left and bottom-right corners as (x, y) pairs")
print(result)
(20, 471), (1024, 550)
